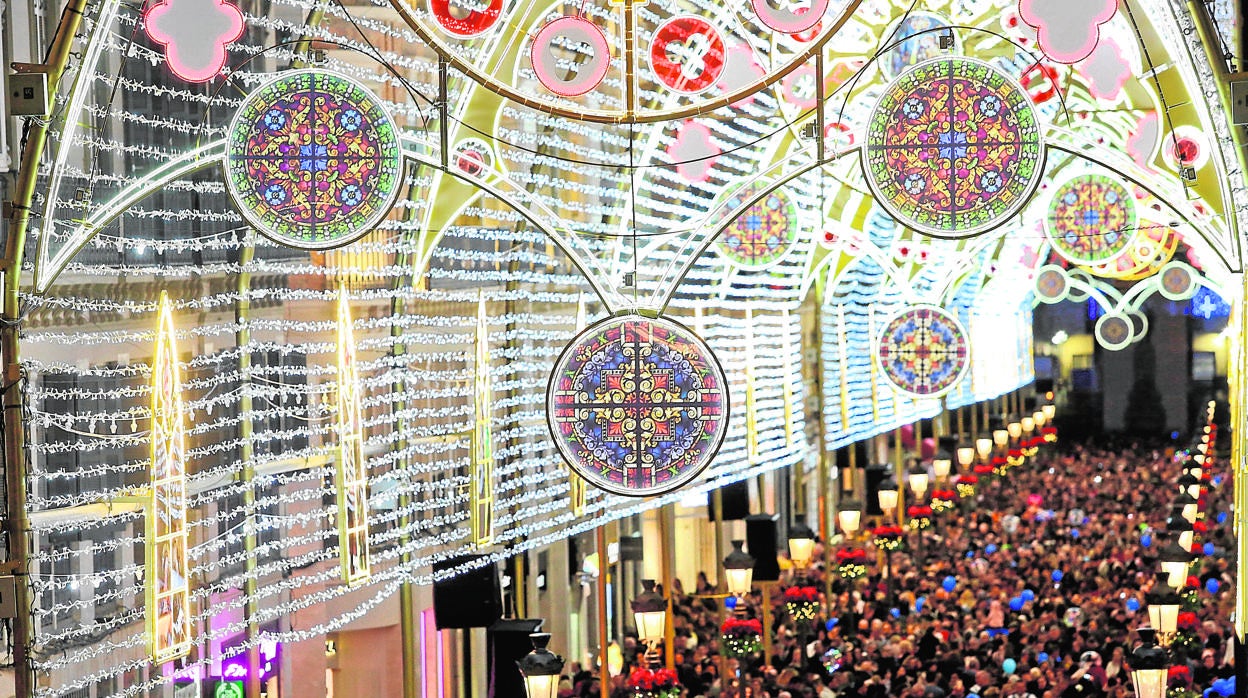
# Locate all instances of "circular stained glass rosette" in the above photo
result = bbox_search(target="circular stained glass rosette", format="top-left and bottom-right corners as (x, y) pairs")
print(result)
(875, 305), (970, 398)
(864, 57), (1044, 237)
(1044, 174), (1139, 266)
(225, 70), (404, 250)
(715, 185), (800, 269)
(547, 314), (729, 497)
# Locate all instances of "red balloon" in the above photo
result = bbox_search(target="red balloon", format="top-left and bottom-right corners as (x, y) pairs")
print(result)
(900, 423), (915, 449)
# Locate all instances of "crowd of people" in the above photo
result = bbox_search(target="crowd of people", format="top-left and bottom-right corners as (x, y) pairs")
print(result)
(556, 432), (1237, 698)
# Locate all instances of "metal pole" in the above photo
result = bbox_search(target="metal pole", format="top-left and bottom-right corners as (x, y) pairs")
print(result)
(2, 1), (88, 694)
(596, 526), (610, 698)
(894, 428), (904, 528)
(659, 504), (676, 671)
(235, 244), (263, 698)
(391, 227), (418, 698)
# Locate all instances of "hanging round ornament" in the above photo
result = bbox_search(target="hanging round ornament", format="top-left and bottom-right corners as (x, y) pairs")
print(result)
(224, 70), (404, 250)
(1033, 265), (1071, 304)
(530, 16), (612, 97)
(864, 57), (1044, 238)
(1157, 261), (1198, 301)
(751, 0), (829, 33)
(1094, 313), (1134, 351)
(875, 305), (970, 398)
(547, 313), (729, 497)
(715, 184), (800, 269)
(428, 0), (503, 37)
(649, 16), (728, 94)
(1044, 174), (1139, 266)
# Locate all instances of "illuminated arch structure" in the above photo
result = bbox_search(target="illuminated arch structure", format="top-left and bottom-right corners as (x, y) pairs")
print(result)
(13, 0), (1248, 692)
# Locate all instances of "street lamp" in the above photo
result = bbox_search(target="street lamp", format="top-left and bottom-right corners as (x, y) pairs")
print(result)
(1146, 574), (1181, 647)
(1167, 513), (1194, 551)
(1042, 404), (1055, 421)
(838, 500), (863, 536)
(1032, 410), (1046, 428)
(1007, 421), (1022, 442)
(1129, 628), (1168, 698)
(632, 579), (667, 647)
(1159, 541), (1193, 590)
(992, 429), (1009, 451)
(788, 521), (816, 572)
(956, 445), (975, 470)
(907, 464), (930, 500)
(932, 452), (952, 481)
(723, 540), (755, 601)
(975, 437), (993, 461)
(1175, 492), (1199, 524)
(1021, 416), (1035, 435)
(1176, 473), (1201, 499)
(518, 633), (565, 698)
(877, 477), (899, 515)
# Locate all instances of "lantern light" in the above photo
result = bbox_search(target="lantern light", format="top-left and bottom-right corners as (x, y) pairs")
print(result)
(787, 521), (816, 570)
(631, 579), (667, 644)
(837, 500), (863, 536)
(975, 438), (993, 460)
(877, 478), (899, 513)
(908, 465), (930, 499)
(722, 541), (755, 599)
(518, 633), (565, 698)
(1128, 628), (1168, 698)
(957, 446), (975, 468)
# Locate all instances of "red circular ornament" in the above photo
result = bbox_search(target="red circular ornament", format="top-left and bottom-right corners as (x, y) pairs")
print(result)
(650, 17), (726, 94)
(429, 0), (503, 37)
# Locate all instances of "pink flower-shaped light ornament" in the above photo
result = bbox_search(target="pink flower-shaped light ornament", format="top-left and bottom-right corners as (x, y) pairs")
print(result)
(145, 0), (244, 82)
(1018, 0), (1117, 64)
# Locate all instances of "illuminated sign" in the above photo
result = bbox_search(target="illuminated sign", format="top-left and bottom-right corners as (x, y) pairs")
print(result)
(213, 681), (244, 698)
(336, 284), (371, 585)
(147, 292), (191, 663)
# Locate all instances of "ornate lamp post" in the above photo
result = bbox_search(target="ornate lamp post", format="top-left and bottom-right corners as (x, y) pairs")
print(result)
(518, 633), (565, 698)
(992, 428), (1009, 454)
(907, 465), (930, 501)
(632, 579), (667, 668)
(837, 500), (863, 537)
(1176, 473), (1201, 499)
(1168, 512), (1195, 551)
(956, 444), (976, 473)
(975, 437), (993, 463)
(877, 477), (899, 519)
(1159, 541), (1194, 590)
(723, 540), (755, 615)
(932, 452), (952, 483)
(1146, 573), (1181, 647)
(1129, 628), (1168, 698)
(1175, 492), (1200, 525)
(788, 521), (816, 574)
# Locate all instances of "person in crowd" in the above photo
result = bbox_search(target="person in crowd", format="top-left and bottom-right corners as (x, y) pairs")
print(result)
(608, 435), (1234, 698)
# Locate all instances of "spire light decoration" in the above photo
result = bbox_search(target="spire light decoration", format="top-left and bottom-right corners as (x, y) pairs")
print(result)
(335, 284), (371, 585)
(146, 292), (191, 663)
(470, 291), (495, 547)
